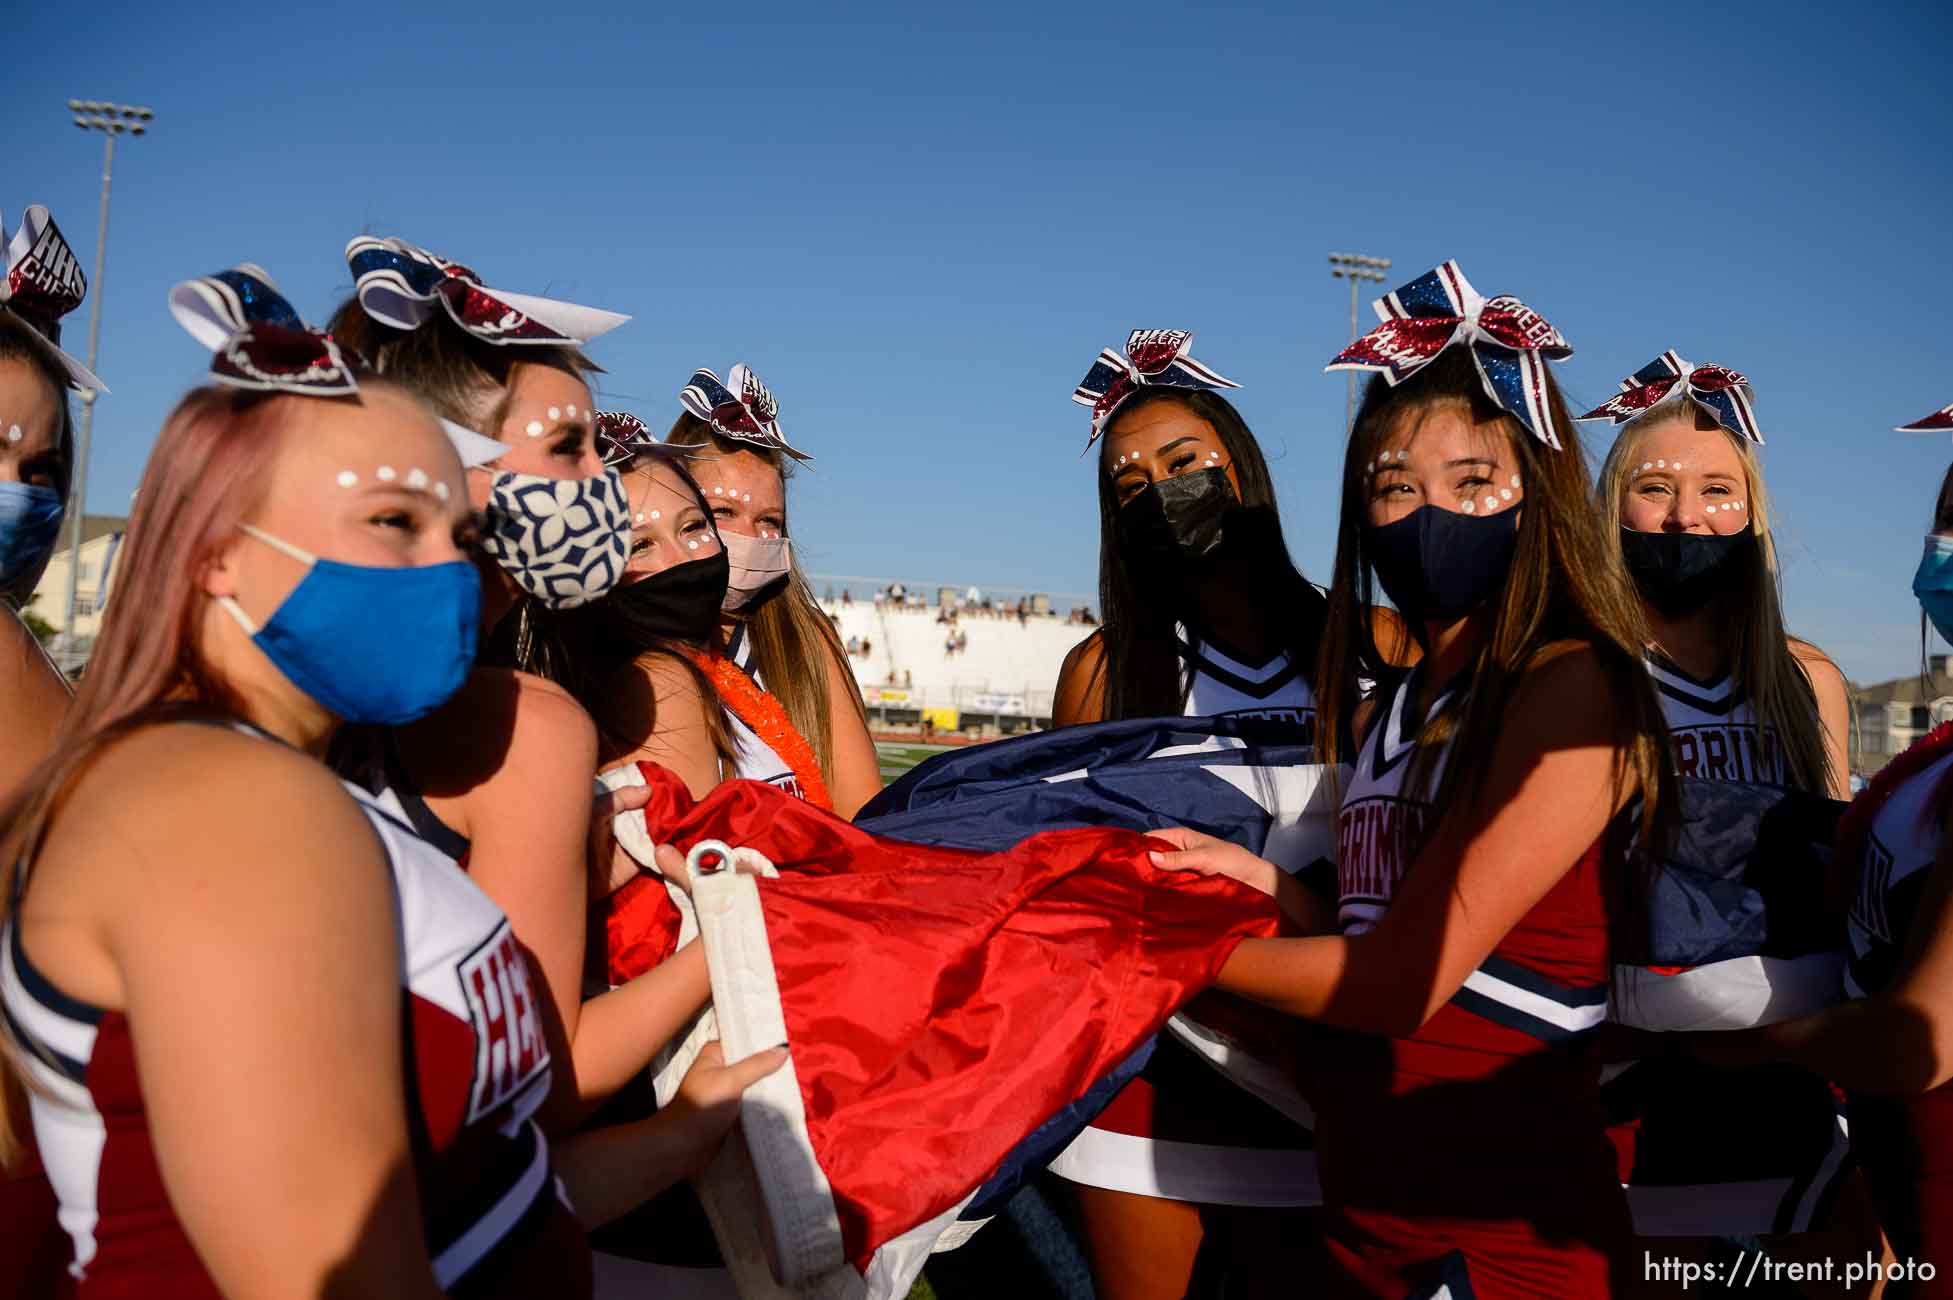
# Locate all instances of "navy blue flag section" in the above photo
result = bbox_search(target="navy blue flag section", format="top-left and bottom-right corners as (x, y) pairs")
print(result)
(860, 715), (1339, 1222)
(1612, 777), (1847, 1032)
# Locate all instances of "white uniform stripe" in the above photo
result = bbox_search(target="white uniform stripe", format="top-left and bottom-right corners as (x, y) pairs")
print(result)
(1459, 967), (1607, 1034)
(430, 1121), (550, 1287)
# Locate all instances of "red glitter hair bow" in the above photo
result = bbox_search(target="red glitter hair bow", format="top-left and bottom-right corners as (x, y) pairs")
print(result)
(1325, 260), (1572, 449)
(596, 409), (658, 466)
(1, 204), (105, 393)
(346, 235), (629, 347)
(679, 364), (810, 461)
(1577, 350), (1764, 445)
(1071, 329), (1240, 447)
(1898, 403), (1953, 435)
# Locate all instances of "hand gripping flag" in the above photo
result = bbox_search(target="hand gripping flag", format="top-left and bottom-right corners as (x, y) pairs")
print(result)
(168, 264), (508, 466)
(1071, 329), (1240, 446)
(860, 716), (1340, 1207)
(1, 204), (106, 393)
(1326, 259), (1571, 449)
(346, 235), (629, 347)
(1898, 402), (1953, 434)
(679, 364), (810, 461)
(599, 761), (1280, 1300)
(1577, 349), (1764, 445)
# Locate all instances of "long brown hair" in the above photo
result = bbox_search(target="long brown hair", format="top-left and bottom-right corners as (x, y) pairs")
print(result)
(0, 314), (77, 606)
(1089, 388), (1327, 721)
(1597, 410), (1831, 794)
(662, 414), (865, 786)
(1315, 348), (1677, 849)
(0, 387), (322, 1166)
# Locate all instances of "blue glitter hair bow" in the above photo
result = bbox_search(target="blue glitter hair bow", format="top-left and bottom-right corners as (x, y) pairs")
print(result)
(347, 236), (629, 347)
(678, 363), (810, 461)
(1070, 329), (1240, 447)
(1325, 260), (1572, 449)
(170, 264), (364, 396)
(1577, 350), (1763, 445)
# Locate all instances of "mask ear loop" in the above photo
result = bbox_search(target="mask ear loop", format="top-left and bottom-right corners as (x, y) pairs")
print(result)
(217, 523), (320, 636)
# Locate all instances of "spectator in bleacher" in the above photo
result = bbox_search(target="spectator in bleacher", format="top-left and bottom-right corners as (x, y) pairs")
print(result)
(847, 634), (861, 656)
(660, 367), (882, 816)
(1050, 330), (1415, 1300)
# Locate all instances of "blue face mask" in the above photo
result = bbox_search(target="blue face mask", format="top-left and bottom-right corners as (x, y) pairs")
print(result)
(218, 524), (480, 725)
(0, 482), (65, 589)
(1913, 534), (1953, 647)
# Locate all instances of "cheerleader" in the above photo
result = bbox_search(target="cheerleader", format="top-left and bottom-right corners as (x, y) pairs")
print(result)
(320, 246), (778, 1210)
(0, 322), (589, 1295)
(1682, 406), (1953, 1297)
(662, 366), (882, 815)
(1585, 356), (1877, 1274)
(1, 204), (93, 1299)
(1155, 263), (1676, 1297)
(1047, 329), (1409, 1299)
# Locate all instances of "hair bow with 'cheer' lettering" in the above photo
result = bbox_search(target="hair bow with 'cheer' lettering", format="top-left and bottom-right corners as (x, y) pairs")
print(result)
(1898, 403), (1953, 435)
(2, 204), (106, 393)
(1577, 349), (1763, 445)
(1071, 329), (1240, 447)
(678, 364), (809, 461)
(1326, 260), (1572, 450)
(346, 236), (629, 348)
(170, 264), (507, 467)
(596, 410), (658, 467)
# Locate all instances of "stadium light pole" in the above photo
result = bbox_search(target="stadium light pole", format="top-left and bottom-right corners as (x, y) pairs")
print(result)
(1328, 252), (1390, 433)
(59, 99), (153, 663)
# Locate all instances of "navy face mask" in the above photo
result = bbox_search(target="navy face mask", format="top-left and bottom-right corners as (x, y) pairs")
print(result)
(1364, 504), (1521, 626)
(218, 524), (480, 725)
(0, 482), (65, 590)
(1619, 527), (1754, 618)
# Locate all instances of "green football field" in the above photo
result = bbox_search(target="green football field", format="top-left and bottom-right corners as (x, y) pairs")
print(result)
(874, 741), (958, 781)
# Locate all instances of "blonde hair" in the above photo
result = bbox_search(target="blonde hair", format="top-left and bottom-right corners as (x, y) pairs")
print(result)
(1596, 407), (1831, 794)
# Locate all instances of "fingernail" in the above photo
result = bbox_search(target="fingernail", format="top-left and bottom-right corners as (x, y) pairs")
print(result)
(1148, 851), (1163, 865)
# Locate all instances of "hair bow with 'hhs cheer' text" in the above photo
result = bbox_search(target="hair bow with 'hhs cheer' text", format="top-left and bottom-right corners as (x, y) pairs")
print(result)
(679, 364), (809, 461)
(1071, 329), (1240, 446)
(1898, 403), (1953, 435)
(1577, 350), (1763, 445)
(596, 410), (657, 466)
(1326, 260), (1572, 450)
(346, 236), (629, 347)
(2, 204), (106, 393)
(170, 264), (507, 467)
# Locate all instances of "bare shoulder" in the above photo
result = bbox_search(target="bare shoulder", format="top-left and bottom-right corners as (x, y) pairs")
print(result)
(1059, 629), (1106, 678)
(1787, 637), (1847, 689)
(1514, 640), (1633, 719)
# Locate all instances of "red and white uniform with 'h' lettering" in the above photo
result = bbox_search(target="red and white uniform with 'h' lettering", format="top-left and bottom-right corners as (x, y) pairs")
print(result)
(1, 771), (577, 1297)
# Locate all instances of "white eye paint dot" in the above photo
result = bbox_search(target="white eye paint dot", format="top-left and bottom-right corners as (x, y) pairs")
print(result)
(1657, 459), (1667, 468)
(1510, 475), (1521, 488)
(712, 486), (724, 495)
(1641, 462), (1653, 471)
(1672, 462), (1684, 470)
(566, 404), (578, 417)
(547, 406), (562, 421)
(649, 510), (661, 521)
(434, 483), (450, 501)
(1483, 495), (1499, 511)
(5, 424), (19, 443)
(743, 493), (752, 502)
(405, 468), (428, 489)
(1396, 450), (1409, 461)
(1461, 499), (1477, 514)
(1366, 460), (1375, 472)
(526, 420), (545, 437)
(376, 465), (397, 482)
(1500, 488), (1513, 501)
(634, 512), (645, 524)
(687, 539), (699, 550)
(335, 470), (357, 488)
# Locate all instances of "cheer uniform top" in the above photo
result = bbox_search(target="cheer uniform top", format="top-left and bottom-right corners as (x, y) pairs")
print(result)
(0, 726), (585, 1298)
(1606, 651), (1849, 1237)
(1843, 746), (1953, 1287)
(1314, 667), (1630, 1298)
(1051, 629), (1322, 1208)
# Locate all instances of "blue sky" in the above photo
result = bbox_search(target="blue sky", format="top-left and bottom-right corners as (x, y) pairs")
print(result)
(7, 0), (1949, 681)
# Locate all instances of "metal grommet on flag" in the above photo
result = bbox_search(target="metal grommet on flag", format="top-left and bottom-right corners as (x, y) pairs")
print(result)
(1577, 349), (1764, 445)
(1071, 329), (1241, 447)
(687, 839), (737, 878)
(1324, 260), (1571, 450)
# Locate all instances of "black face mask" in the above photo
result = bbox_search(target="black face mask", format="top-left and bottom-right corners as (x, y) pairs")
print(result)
(1364, 504), (1521, 626)
(597, 548), (731, 649)
(1116, 468), (1238, 564)
(1619, 527), (1754, 618)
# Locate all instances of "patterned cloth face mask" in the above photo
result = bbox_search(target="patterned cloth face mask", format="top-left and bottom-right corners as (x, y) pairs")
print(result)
(480, 466), (632, 608)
